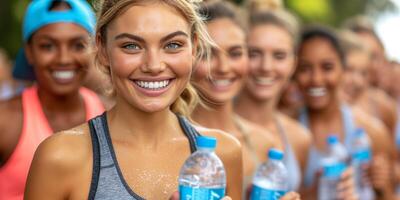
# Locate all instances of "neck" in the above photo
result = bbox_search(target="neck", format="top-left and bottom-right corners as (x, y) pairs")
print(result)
(38, 87), (84, 114)
(107, 96), (179, 145)
(192, 100), (237, 132)
(308, 98), (342, 122)
(235, 89), (278, 126)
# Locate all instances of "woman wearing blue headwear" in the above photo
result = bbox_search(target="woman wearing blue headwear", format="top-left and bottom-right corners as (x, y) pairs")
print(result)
(0, 1), (104, 199)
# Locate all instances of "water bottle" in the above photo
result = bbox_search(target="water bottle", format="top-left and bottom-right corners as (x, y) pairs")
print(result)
(351, 128), (375, 200)
(178, 136), (226, 200)
(318, 135), (349, 200)
(250, 148), (288, 200)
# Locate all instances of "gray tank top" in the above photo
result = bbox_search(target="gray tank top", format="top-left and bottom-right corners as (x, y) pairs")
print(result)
(87, 113), (200, 200)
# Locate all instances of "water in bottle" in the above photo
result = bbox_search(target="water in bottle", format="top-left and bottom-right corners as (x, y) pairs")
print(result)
(178, 136), (226, 200)
(250, 148), (288, 200)
(351, 128), (375, 200)
(318, 135), (349, 200)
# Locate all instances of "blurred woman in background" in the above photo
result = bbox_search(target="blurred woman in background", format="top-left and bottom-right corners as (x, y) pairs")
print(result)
(192, 2), (300, 199)
(234, 10), (311, 193)
(295, 25), (394, 200)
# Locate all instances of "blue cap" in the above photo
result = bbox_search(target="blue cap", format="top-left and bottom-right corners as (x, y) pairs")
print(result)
(327, 135), (339, 145)
(23, 0), (96, 42)
(13, 49), (36, 81)
(196, 136), (217, 149)
(268, 148), (284, 160)
(13, 0), (96, 81)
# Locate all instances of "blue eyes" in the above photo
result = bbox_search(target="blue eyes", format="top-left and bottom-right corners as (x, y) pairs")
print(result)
(122, 42), (183, 52)
(123, 44), (140, 50)
(165, 43), (181, 50)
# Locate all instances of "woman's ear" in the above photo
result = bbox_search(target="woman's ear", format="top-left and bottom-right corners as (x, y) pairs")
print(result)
(96, 34), (110, 67)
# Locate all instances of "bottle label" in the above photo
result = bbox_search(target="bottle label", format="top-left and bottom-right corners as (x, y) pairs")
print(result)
(323, 162), (347, 178)
(250, 184), (286, 200)
(352, 149), (371, 162)
(179, 185), (225, 200)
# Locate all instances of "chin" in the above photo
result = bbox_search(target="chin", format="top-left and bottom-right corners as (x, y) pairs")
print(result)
(136, 103), (171, 113)
(248, 89), (275, 102)
(51, 85), (81, 96)
(306, 101), (330, 111)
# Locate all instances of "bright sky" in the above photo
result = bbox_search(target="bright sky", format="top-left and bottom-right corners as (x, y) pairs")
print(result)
(375, 0), (400, 61)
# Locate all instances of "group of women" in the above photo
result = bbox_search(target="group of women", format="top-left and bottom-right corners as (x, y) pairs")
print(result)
(0, 0), (399, 199)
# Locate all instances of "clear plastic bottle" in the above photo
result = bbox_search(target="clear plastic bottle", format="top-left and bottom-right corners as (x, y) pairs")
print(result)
(250, 148), (288, 200)
(178, 136), (226, 200)
(318, 135), (349, 200)
(351, 128), (375, 200)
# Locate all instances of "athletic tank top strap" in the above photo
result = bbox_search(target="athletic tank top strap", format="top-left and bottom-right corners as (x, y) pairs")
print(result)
(300, 104), (357, 187)
(177, 115), (200, 153)
(274, 115), (302, 191)
(341, 104), (357, 150)
(88, 113), (199, 199)
(88, 113), (144, 200)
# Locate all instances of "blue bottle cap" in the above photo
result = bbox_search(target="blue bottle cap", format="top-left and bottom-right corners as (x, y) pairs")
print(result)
(327, 135), (339, 145)
(268, 148), (284, 160)
(354, 128), (365, 137)
(196, 136), (217, 149)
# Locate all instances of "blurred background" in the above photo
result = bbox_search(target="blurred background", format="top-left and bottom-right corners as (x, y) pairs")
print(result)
(0, 0), (398, 60)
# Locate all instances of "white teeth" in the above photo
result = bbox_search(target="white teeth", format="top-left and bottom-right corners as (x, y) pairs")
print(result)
(254, 76), (275, 85)
(212, 79), (232, 87)
(135, 80), (170, 90)
(308, 87), (327, 97)
(52, 70), (75, 80)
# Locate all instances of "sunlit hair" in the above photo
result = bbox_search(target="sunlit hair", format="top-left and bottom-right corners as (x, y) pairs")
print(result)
(93, 0), (214, 116)
(249, 9), (299, 49)
(247, 0), (283, 12)
(199, 0), (246, 30)
(342, 15), (385, 50)
(195, 0), (246, 107)
(340, 30), (371, 58)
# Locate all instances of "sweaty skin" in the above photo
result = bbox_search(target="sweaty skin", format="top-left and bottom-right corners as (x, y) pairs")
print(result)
(25, 3), (242, 200)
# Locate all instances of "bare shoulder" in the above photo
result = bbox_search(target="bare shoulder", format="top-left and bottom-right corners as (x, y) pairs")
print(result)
(353, 106), (388, 133)
(278, 113), (312, 147)
(193, 125), (242, 155)
(32, 123), (92, 173)
(235, 116), (277, 147)
(370, 88), (397, 112)
(25, 123), (93, 199)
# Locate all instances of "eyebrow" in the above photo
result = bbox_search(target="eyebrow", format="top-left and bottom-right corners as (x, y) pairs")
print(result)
(114, 31), (189, 43)
(228, 45), (244, 51)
